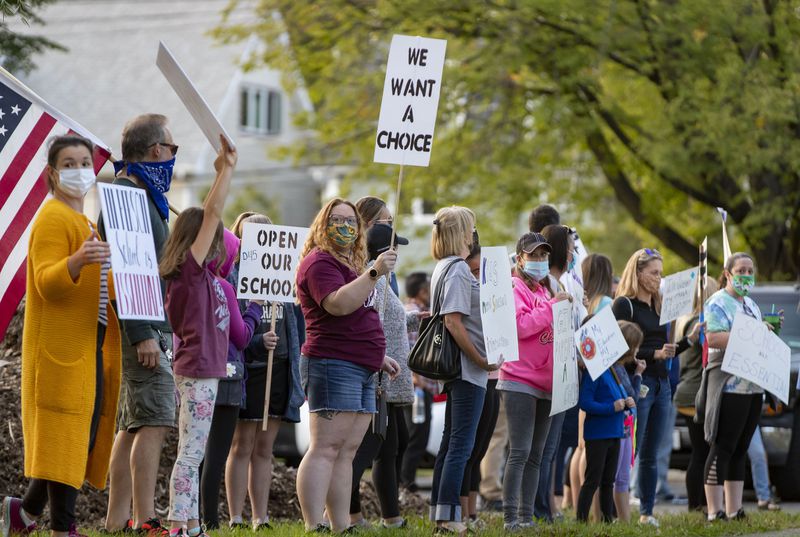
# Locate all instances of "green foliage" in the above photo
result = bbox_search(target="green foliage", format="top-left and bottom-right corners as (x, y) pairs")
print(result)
(215, 0), (800, 279)
(0, 0), (65, 74)
(198, 183), (281, 227)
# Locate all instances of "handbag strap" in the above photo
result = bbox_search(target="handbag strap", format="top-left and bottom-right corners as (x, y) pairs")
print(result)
(430, 258), (465, 318)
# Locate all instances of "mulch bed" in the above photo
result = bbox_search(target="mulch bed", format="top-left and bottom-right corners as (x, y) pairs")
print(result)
(0, 302), (427, 527)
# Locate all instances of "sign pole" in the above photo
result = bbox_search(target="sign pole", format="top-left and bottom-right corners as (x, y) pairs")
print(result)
(261, 301), (279, 431)
(382, 165), (405, 314)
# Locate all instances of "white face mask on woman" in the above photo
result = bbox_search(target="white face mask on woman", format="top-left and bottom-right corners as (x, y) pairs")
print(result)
(58, 168), (96, 197)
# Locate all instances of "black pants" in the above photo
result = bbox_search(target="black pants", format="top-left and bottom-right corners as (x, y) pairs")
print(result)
(461, 379), (499, 496)
(350, 404), (409, 518)
(577, 438), (620, 522)
(21, 324), (105, 531)
(685, 415), (709, 510)
(704, 393), (761, 485)
(199, 404), (240, 528)
(400, 390), (433, 488)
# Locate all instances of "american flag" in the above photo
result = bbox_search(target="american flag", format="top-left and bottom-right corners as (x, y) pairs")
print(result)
(0, 68), (110, 337)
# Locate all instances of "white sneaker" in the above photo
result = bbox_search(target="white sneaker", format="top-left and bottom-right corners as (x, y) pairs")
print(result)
(639, 515), (659, 528)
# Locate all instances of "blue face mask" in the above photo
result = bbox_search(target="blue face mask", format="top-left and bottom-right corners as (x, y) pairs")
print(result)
(113, 158), (175, 220)
(523, 260), (550, 281)
(567, 256), (576, 272)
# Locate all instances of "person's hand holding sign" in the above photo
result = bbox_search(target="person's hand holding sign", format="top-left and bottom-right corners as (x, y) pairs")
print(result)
(625, 396), (636, 409)
(263, 331), (278, 351)
(687, 321), (706, 344)
(67, 228), (110, 281)
(372, 249), (398, 277)
(655, 343), (677, 360)
(614, 399), (626, 412)
(213, 134), (237, 172)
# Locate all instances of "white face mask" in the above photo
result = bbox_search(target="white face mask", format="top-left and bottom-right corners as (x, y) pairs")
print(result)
(57, 168), (96, 197)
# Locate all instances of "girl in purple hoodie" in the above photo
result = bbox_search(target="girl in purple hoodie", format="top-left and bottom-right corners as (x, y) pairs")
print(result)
(497, 232), (571, 530)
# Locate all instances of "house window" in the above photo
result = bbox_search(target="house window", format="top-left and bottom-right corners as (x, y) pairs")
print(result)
(240, 85), (281, 135)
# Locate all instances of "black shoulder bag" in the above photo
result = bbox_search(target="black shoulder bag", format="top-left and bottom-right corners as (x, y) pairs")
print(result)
(407, 259), (464, 381)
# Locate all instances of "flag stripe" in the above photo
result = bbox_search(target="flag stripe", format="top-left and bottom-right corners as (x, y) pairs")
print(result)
(0, 177), (48, 264)
(0, 112), (57, 211)
(0, 262), (26, 339)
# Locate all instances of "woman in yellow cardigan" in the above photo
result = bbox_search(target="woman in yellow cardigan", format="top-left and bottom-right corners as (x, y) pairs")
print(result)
(1, 135), (121, 537)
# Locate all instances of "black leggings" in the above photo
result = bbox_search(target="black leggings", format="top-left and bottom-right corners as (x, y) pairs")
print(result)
(704, 393), (761, 485)
(200, 404), (240, 528)
(21, 323), (105, 531)
(350, 404), (409, 518)
(577, 438), (620, 522)
(685, 414), (709, 510)
(461, 379), (499, 496)
(400, 390), (433, 488)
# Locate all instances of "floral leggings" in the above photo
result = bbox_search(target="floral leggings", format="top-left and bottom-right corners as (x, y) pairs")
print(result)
(169, 376), (219, 522)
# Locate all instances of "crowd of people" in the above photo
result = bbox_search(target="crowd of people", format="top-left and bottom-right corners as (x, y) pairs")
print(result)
(0, 113), (785, 537)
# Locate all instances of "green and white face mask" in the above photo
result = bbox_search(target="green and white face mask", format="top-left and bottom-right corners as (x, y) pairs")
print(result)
(732, 274), (755, 297)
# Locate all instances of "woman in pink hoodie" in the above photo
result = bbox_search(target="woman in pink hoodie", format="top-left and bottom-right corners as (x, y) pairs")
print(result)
(498, 232), (571, 530)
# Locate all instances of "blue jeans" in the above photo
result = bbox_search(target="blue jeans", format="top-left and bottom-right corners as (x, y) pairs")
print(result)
(533, 410), (565, 520)
(748, 426), (771, 501)
(430, 380), (486, 521)
(656, 401), (677, 496)
(635, 376), (671, 516)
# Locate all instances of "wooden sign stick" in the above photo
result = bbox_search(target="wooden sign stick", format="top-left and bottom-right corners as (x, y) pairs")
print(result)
(262, 301), (279, 431)
(381, 164), (405, 315)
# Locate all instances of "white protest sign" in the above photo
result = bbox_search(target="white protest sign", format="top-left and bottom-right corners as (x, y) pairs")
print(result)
(97, 183), (164, 321)
(156, 41), (235, 152)
(574, 305), (629, 381)
(479, 247), (518, 364)
(237, 224), (309, 302)
(722, 312), (791, 404)
(374, 34), (447, 167)
(659, 267), (698, 325)
(551, 299), (579, 416)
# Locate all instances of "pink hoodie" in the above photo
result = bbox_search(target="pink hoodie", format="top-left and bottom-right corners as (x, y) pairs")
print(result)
(499, 276), (557, 393)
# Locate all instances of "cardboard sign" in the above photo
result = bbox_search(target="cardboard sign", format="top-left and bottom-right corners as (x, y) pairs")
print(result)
(97, 183), (164, 321)
(551, 299), (579, 416)
(479, 247), (519, 364)
(574, 305), (629, 381)
(156, 41), (235, 152)
(660, 267), (698, 325)
(722, 312), (791, 404)
(374, 34), (447, 167)
(237, 223), (309, 302)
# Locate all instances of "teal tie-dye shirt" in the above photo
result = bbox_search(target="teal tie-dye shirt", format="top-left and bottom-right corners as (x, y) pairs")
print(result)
(705, 289), (764, 394)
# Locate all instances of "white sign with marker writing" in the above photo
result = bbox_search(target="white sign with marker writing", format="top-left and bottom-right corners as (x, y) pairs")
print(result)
(374, 34), (447, 167)
(237, 224), (309, 302)
(479, 247), (518, 365)
(98, 183), (164, 321)
(659, 267), (698, 325)
(551, 299), (579, 416)
(722, 312), (791, 404)
(574, 305), (629, 381)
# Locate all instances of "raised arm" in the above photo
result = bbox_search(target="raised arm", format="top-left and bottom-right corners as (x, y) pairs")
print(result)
(190, 135), (237, 265)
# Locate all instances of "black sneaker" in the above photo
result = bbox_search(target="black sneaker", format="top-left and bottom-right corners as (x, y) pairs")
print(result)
(708, 511), (727, 522)
(730, 508), (746, 521)
(307, 525), (330, 534)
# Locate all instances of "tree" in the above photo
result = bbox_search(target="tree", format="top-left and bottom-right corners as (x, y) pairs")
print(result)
(0, 0), (64, 75)
(216, 0), (800, 279)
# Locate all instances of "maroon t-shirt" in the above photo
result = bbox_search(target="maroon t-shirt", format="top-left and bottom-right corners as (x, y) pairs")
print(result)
(296, 249), (385, 371)
(165, 255), (230, 378)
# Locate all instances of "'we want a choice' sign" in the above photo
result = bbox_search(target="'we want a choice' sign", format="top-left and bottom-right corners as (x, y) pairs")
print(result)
(98, 183), (164, 321)
(374, 35), (447, 167)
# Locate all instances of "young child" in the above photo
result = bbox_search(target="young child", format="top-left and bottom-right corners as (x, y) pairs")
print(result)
(159, 136), (237, 537)
(612, 321), (646, 522)
(576, 320), (638, 522)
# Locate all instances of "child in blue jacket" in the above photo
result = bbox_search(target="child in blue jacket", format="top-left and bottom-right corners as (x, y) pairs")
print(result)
(577, 326), (637, 522)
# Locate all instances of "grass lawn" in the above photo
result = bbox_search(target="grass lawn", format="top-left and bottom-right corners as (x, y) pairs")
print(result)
(79, 512), (800, 537)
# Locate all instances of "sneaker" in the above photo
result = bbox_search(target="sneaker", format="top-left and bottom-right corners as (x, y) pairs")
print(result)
(100, 520), (135, 535)
(758, 498), (781, 511)
(639, 515), (660, 528)
(434, 522), (467, 535)
(253, 521), (273, 531)
(1, 497), (37, 537)
(501, 522), (521, 533)
(68, 523), (89, 537)
(229, 522), (248, 530)
(382, 519), (407, 529)
(729, 508), (746, 521)
(136, 519), (170, 537)
(480, 499), (502, 512)
(465, 518), (484, 532)
(307, 525), (330, 534)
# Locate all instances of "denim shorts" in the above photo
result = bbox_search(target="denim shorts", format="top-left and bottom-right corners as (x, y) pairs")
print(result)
(300, 356), (376, 413)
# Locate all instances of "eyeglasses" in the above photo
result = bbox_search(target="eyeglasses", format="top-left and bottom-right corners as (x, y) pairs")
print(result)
(329, 215), (358, 227)
(375, 218), (393, 226)
(149, 142), (179, 156)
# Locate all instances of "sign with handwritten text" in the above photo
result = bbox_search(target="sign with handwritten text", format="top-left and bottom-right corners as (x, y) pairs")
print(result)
(479, 246), (518, 364)
(551, 299), (579, 416)
(97, 183), (164, 321)
(574, 305), (629, 381)
(659, 267), (698, 325)
(237, 223), (309, 302)
(374, 34), (447, 167)
(722, 312), (791, 404)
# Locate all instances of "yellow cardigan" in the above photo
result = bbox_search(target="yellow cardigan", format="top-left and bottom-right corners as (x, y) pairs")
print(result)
(22, 198), (121, 490)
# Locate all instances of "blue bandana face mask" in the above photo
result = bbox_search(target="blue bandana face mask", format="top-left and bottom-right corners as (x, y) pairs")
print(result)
(113, 158), (175, 220)
(523, 260), (550, 281)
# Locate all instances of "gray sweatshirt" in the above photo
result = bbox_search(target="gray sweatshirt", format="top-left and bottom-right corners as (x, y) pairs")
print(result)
(373, 275), (414, 405)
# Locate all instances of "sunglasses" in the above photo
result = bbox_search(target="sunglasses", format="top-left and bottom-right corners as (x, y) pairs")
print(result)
(149, 142), (179, 156)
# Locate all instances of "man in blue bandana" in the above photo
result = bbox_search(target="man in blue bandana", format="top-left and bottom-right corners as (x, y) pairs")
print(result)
(101, 114), (177, 536)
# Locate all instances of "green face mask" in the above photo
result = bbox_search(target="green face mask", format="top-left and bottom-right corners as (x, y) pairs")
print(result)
(732, 274), (755, 297)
